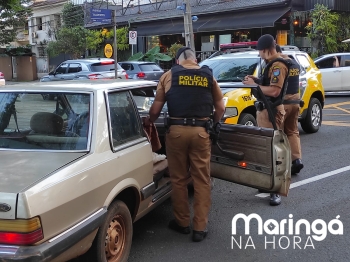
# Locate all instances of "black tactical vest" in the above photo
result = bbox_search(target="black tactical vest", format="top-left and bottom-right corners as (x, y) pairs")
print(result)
(166, 65), (214, 118)
(286, 58), (300, 94)
(261, 58), (291, 104)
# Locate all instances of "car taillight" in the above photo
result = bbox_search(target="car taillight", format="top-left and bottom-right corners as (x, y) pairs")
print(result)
(137, 72), (146, 78)
(100, 61), (114, 65)
(0, 217), (44, 245)
(88, 73), (101, 80)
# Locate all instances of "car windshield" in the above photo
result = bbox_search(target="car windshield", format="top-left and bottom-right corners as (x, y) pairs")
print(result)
(0, 92), (91, 151)
(90, 62), (122, 72)
(139, 64), (162, 72)
(200, 58), (259, 82)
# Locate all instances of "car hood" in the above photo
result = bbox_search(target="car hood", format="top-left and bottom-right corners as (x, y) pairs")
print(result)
(218, 82), (251, 95)
(0, 151), (86, 193)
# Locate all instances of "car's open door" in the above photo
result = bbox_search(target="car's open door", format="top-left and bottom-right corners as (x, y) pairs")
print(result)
(210, 124), (291, 196)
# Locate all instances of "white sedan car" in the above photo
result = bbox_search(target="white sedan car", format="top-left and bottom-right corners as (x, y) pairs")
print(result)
(0, 72), (5, 86)
(314, 53), (350, 91)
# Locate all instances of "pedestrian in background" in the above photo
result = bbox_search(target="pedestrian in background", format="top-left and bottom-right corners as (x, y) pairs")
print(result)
(144, 47), (225, 242)
(276, 45), (304, 175)
(243, 34), (289, 206)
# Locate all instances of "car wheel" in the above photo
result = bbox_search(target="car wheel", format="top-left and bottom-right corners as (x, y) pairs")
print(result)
(300, 98), (322, 133)
(91, 200), (132, 262)
(238, 113), (257, 126)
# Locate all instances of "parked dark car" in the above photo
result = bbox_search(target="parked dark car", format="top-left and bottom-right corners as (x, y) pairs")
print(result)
(119, 61), (164, 81)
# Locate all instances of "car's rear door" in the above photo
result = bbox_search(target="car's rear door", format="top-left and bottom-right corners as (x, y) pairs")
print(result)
(210, 123), (291, 196)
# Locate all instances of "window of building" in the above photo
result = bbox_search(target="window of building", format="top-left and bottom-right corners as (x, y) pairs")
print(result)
(107, 91), (143, 147)
(36, 17), (43, 30)
(37, 47), (47, 57)
(147, 36), (160, 51)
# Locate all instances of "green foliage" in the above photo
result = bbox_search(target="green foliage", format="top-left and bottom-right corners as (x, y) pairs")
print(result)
(128, 46), (172, 62)
(306, 4), (340, 56)
(168, 43), (184, 58)
(47, 26), (101, 59)
(62, 2), (84, 28)
(108, 27), (130, 51)
(0, 0), (32, 45)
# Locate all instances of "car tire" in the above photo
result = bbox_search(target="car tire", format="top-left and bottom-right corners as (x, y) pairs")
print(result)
(90, 200), (133, 262)
(238, 113), (257, 126)
(300, 98), (322, 133)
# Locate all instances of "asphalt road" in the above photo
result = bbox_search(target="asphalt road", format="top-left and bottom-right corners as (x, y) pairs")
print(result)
(126, 93), (350, 262)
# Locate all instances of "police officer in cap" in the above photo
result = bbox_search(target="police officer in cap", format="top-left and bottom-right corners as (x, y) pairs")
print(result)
(243, 34), (289, 206)
(145, 47), (225, 241)
(276, 45), (304, 175)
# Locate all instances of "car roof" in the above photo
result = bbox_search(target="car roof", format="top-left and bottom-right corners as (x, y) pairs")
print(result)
(205, 50), (309, 60)
(63, 58), (115, 64)
(1, 79), (158, 92)
(119, 61), (159, 64)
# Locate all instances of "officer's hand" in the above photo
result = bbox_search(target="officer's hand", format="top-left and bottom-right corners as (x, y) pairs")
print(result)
(243, 76), (257, 86)
(143, 116), (153, 127)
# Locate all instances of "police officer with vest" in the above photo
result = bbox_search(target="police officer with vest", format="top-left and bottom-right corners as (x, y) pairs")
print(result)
(243, 34), (289, 206)
(276, 45), (304, 175)
(145, 47), (225, 242)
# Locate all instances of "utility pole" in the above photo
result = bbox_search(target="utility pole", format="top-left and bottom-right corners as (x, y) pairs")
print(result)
(184, 0), (195, 52)
(113, 9), (118, 79)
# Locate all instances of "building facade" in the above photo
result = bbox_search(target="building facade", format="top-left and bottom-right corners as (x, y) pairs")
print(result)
(84, 0), (350, 58)
(28, 0), (66, 77)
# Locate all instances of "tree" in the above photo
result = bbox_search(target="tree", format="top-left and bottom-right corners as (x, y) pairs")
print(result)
(0, 0), (32, 46)
(46, 26), (101, 59)
(306, 4), (340, 57)
(128, 46), (172, 62)
(62, 2), (84, 28)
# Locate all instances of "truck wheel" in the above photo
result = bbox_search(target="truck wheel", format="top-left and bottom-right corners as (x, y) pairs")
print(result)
(238, 113), (257, 126)
(91, 200), (132, 262)
(300, 98), (322, 133)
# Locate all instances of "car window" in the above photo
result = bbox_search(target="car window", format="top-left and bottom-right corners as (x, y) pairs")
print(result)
(315, 57), (337, 69)
(200, 58), (259, 82)
(139, 64), (162, 72)
(342, 55), (350, 67)
(90, 61), (122, 72)
(68, 63), (82, 73)
(295, 54), (311, 70)
(108, 91), (143, 147)
(55, 63), (68, 74)
(0, 92), (91, 150)
(120, 63), (134, 71)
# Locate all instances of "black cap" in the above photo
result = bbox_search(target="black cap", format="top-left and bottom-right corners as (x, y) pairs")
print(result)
(276, 44), (282, 53)
(176, 46), (192, 60)
(256, 34), (275, 50)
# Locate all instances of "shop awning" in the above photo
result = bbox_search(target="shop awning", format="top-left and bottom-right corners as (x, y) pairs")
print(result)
(135, 7), (291, 37)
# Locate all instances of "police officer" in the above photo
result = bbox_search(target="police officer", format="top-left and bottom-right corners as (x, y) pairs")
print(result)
(145, 47), (225, 242)
(276, 45), (304, 175)
(243, 34), (289, 206)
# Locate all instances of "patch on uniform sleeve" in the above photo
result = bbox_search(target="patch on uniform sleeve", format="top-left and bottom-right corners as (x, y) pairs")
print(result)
(272, 66), (280, 76)
(271, 76), (279, 83)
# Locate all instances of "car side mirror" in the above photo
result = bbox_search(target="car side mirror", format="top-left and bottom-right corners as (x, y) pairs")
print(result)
(221, 107), (238, 122)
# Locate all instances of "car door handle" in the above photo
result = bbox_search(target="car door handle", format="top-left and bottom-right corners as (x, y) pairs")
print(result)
(60, 77), (65, 79)
(333, 70), (341, 73)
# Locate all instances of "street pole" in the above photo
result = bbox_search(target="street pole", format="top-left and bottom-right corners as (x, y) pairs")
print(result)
(113, 9), (118, 79)
(184, 0), (195, 52)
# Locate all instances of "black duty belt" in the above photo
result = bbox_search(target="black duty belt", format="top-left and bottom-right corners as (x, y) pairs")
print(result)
(169, 118), (208, 127)
(283, 100), (305, 107)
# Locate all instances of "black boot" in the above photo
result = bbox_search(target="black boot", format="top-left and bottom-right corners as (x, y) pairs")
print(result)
(291, 159), (304, 175)
(168, 220), (191, 234)
(270, 193), (281, 206)
(192, 229), (208, 242)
